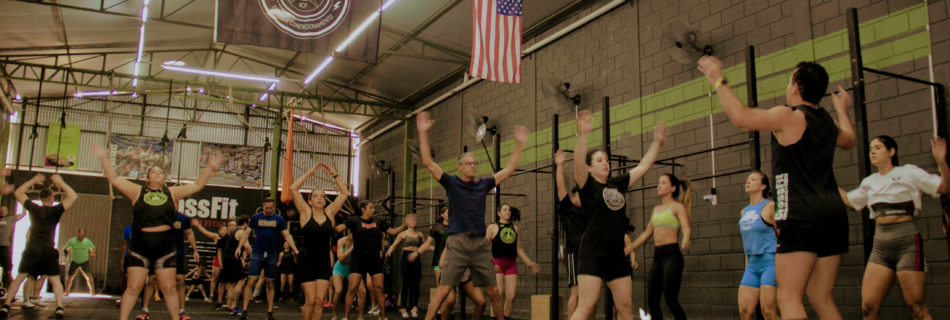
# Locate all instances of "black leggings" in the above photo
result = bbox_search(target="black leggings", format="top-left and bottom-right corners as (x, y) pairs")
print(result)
(648, 244), (687, 320)
(399, 251), (421, 309)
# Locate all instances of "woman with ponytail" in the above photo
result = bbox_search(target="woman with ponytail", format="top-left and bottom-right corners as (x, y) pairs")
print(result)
(738, 171), (778, 320)
(629, 173), (694, 320)
(839, 135), (949, 320)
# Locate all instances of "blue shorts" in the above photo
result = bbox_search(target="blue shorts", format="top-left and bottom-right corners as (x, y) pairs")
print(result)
(249, 251), (279, 280)
(740, 253), (776, 288)
(332, 261), (349, 277)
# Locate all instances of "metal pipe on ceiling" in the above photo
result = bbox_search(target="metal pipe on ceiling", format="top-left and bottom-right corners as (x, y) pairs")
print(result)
(358, 0), (627, 146)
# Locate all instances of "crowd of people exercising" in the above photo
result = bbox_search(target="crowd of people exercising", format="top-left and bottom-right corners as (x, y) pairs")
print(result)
(0, 59), (945, 320)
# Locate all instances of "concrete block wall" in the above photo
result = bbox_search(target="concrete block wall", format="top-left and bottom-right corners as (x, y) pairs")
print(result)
(361, 0), (950, 318)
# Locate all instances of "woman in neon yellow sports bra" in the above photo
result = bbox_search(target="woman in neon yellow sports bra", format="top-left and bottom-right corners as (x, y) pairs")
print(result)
(629, 173), (695, 320)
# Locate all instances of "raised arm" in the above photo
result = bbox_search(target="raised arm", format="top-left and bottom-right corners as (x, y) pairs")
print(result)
(698, 56), (798, 132)
(574, 111), (592, 188)
(931, 137), (950, 194)
(0, 169), (12, 196)
(493, 126), (529, 185)
(514, 226), (540, 274)
(628, 123), (667, 188)
(169, 153), (224, 201)
(91, 144), (141, 201)
(831, 86), (857, 150)
(49, 174), (78, 210)
(321, 163), (350, 214)
(14, 173), (44, 205)
(555, 150), (569, 200)
(416, 112), (444, 180)
(290, 164), (319, 219)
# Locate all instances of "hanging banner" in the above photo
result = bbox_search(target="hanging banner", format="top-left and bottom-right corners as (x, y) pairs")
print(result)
(109, 134), (174, 180)
(215, 0), (382, 64)
(45, 123), (81, 169)
(199, 143), (265, 188)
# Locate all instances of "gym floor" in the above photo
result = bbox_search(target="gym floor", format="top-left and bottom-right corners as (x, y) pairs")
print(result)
(0, 295), (402, 319)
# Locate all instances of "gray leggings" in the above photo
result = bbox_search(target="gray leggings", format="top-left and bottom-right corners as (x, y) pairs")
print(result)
(869, 220), (926, 272)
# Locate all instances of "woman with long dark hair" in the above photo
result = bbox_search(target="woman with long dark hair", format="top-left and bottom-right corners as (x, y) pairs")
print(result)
(570, 110), (667, 320)
(629, 173), (694, 320)
(93, 144), (224, 320)
(840, 135), (949, 320)
(289, 162), (350, 320)
(737, 171), (777, 320)
(486, 204), (540, 318)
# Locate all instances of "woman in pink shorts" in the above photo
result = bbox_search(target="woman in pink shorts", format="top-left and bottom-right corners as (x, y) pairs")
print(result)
(486, 204), (540, 318)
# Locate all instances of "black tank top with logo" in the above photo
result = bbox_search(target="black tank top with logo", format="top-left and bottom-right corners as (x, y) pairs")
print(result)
(225, 229), (241, 256)
(300, 213), (332, 267)
(771, 105), (847, 229)
(132, 186), (176, 231)
(491, 223), (518, 258)
(577, 173), (631, 258)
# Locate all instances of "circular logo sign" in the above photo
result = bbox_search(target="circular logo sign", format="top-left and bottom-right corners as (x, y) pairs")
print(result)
(259, 0), (350, 39)
(602, 188), (625, 211)
(499, 226), (517, 244)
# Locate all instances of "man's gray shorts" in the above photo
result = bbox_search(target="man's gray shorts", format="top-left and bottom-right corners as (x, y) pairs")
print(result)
(440, 233), (495, 287)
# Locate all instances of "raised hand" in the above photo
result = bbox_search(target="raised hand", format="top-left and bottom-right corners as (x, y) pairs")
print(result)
(554, 150), (566, 166)
(322, 163), (338, 176)
(50, 174), (65, 185)
(696, 55), (724, 86)
(0, 183), (13, 195)
(577, 110), (592, 134)
(932, 137), (947, 164)
(309, 163), (322, 174)
(513, 126), (529, 145)
(31, 173), (46, 184)
(91, 144), (108, 160)
(208, 153), (225, 170)
(831, 85), (851, 113)
(654, 121), (668, 144)
(416, 112), (434, 133)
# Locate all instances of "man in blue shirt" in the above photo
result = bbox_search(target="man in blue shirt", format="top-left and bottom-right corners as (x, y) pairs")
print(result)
(236, 197), (298, 320)
(415, 111), (528, 320)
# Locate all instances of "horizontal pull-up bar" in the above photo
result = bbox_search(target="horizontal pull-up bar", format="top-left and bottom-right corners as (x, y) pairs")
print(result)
(610, 159), (683, 172)
(392, 196), (444, 202)
(624, 168), (752, 194)
(863, 67), (942, 87)
(488, 192), (528, 197)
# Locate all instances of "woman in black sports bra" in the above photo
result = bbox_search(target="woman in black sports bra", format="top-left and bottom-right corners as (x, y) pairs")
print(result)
(93, 144), (223, 320)
(290, 162), (350, 320)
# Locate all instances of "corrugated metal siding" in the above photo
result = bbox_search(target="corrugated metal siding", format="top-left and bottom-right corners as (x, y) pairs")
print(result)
(57, 194), (112, 289)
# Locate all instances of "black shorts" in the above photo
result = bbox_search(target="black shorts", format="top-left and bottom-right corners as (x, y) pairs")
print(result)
(576, 255), (632, 282)
(280, 264), (296, 275)
(68, 260), (90, 276)
(349, 252), (384, 276)
(176, 254), (188, 275)
(297, 251), (331, 282)
(565, 252), (578, 287)
(126, 230), (177, 271)
(18, 247), (60, 276)
(189, 278), (205, 287)
(220, 255), (246, 284)
(777, 226), (849, 258)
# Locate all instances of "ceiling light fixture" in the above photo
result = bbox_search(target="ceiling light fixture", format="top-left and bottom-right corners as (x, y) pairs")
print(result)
(304, 0), (398, 85)
(304, 56), (334, 85)
(268, 82), (277, 91)
(259, 93), (269, 101)
(163, 65), (282, 83)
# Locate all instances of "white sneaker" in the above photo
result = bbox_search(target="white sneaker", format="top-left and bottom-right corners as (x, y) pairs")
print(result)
(369, 306), (380, 315)
(32, 298), (47, 307)
(204, 297), (212, 303)
(185, 297), (190, 301)
(21, 300), (35, 309)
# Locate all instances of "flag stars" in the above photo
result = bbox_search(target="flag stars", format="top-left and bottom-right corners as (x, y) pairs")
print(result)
(497, 0), (522, 16)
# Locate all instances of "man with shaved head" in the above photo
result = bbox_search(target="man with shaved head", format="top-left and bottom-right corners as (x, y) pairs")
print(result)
(416, 111), (529, 320)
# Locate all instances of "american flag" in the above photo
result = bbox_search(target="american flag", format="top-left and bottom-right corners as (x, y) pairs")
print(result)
(470, 0), (522, 83)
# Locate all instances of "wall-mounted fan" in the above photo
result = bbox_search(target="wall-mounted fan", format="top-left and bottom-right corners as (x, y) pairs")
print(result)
(661, 19), (713, 65)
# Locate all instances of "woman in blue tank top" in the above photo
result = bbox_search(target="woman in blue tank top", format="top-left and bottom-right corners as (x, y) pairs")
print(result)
(738, 171), (778, 320)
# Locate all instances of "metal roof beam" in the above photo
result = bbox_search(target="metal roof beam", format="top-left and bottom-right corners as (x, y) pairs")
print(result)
(13, 0), (213, 30)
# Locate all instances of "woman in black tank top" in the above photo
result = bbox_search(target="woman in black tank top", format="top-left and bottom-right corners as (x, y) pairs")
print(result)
(699, 57), (857, 320)
(289, 162), (350, 320)
(93, 144), (224, 320)
(485, 204), (540, 319)
(386, 214), (428, 318)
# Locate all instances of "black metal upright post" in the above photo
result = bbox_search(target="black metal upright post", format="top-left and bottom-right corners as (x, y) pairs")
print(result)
(388, 169), (397, 295)
(494, 133), (502, 215)
(746, 46), (761, 171)
(602, 96), (613, 320)
(365, 178), (371, 202)
(412, 164), (418, 213)
(846, 7), (875, 261)
(551, 114), (560, 320)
